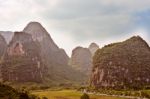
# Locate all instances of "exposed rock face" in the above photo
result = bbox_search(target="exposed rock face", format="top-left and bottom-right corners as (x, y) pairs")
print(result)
(0, 34), (7, 59)
(1, 32), (47, 82)
(23, 22), (59, 51)
(88, 43), (99, 56)
(0, 31), (14, 44)
(23, 22), (84, 83)
(23, 22), (69, 65)
(0, 34), (7, 80)
(70, 43), (99, 76)
(70, 47), (92, 75)
(90, 36), (150, 89)
(0, 22), (86, 83)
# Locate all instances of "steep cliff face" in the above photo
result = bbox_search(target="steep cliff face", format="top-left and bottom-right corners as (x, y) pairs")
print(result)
(90, 36), (150, 89)
(70, 47), (92, 75)
(0, 34), (7, 80)
(1, 32), (47, 82)
(23, 22), (85, 83)
(0, 31), (14, 44)
(88, 43), (99, 56)
(23, 22), (59, 51)
(0, 34), (7, 59)
(70, 43), (99, 76)
(23, 22), (69, 66)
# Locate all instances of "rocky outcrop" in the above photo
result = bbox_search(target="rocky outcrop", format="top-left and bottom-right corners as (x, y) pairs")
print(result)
(90, 36), (150, 89)
(0, 22), (86, 83)
(1, 32), (47, 82)
(23, 22), (69, 65)
(70, 43), (99, 76)
(0, 34), (7, 59)
(23, 22), (85, 83)
(88, 43), (99, 56)
(0, 31), (14, 44)
(70, 47), (92, 75)
(0, 34), (7, 80)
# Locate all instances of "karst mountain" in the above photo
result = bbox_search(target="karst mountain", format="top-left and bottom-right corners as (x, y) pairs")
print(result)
(90, 36), (150, 89)
(0, 22), (86, 84)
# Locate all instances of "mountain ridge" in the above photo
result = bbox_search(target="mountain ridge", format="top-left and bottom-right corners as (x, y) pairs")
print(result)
(90, 36), (150, 89)
(0, 21), (86, 84)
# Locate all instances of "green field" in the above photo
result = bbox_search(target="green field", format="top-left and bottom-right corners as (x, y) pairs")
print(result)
(32, 90), (127, 99)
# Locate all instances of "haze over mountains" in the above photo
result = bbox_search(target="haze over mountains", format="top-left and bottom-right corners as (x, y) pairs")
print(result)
(0, 21), (149, 90)
(0, 31), (14, 44)
(69, 43), (99, 75)
(88, 43), (99, 56)
(0, 22), (87, 84)
(1, 32), (47, 82)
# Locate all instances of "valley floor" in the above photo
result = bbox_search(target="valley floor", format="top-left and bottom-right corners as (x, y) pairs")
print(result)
(32, 90), (127, 99)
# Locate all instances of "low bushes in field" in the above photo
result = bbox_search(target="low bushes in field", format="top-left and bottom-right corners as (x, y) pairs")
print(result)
(80, 93), (89, 99)
(141, 90), (150, 98)
(86, 86), (150, 98)
(0, 83), (48, 99)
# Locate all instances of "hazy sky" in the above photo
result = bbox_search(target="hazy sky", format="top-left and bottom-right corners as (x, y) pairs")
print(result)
(0, 0), (150, 56)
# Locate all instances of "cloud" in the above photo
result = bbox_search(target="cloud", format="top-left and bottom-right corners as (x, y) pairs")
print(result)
(0, 0), (149, 55)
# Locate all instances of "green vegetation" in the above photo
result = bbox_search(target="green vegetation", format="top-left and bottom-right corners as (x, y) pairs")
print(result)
(32, 89), (126, 99)
(4, 82), (150, 98)
(1, 80), (150, 99)
(80, 93), (89, 99)
(141, 90), (150, 98)
(0, 83), (20, 99)
(6, 81), (83, 92)
(86, 87), (150, 98)
(0, 83), (47, 99)
(92, 36), (150, 90)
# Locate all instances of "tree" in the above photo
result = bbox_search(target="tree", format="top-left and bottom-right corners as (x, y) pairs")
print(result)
(80, 93), (89, 99)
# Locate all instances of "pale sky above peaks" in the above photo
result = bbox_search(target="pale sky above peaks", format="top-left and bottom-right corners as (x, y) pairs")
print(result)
(0, 0), (150, 56)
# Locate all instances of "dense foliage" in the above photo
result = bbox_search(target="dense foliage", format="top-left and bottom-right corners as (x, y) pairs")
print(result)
(0, 83), (47, 99)
(80, 93), (89, 99)
(0, 83), (20, 99)
(91, 36), (150, 89)
(87, 87), (150, 98)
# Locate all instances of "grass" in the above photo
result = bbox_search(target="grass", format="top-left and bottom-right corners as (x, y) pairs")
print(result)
(32, 90), (127, 99)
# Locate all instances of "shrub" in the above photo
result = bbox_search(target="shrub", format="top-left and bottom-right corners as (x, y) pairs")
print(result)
(141, 91), (150, 98)
(19, 92), (30, 99)
(80, 93), (89, 99)
(0, 83), (20, 99)
(42, 96), (48, 99)
(29, 94), (40, 99)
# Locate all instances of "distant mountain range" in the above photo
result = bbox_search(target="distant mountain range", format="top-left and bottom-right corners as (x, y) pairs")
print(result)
(69, 43), (99, 76)
(0, 22), (86, 85)
(0, 21), (149, 90)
